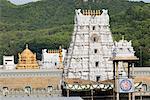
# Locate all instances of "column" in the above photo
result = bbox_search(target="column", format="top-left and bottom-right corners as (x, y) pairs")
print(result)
(67, 89), (69, 97)
(129, 93), (131, 100)
(113, 61), (116, 100)
(132, 63), (135, 100)
(91, 89), (94, 100)
(116, 61), (119, 100)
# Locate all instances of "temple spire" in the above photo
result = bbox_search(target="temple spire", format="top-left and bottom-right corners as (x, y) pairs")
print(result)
(59, 46), (62, 50)
(122, 35), (125, 40)
(26, 44), (28, 49)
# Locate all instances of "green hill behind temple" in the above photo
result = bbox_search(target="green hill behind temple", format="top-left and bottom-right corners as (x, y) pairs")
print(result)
(0, 0), (150, 66)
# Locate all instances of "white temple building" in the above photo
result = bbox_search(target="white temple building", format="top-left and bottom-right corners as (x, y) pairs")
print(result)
(113, 37), (135, 58)
(64, 9), (137, 81)
(3, 56), (16, 70)
(113, 37), (136, 78)
(41, 47), (66, 69)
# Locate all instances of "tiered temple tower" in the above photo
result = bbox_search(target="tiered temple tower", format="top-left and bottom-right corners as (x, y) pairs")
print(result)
(64, 9), (114, 81)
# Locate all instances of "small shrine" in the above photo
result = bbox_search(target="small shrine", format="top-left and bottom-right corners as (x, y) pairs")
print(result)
(16, 44), (39, 69)
(41, 46), (66, 69)
(113, 36), (136, 59)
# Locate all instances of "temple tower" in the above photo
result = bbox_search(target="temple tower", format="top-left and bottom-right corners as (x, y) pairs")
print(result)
(64, 9), (114, 81)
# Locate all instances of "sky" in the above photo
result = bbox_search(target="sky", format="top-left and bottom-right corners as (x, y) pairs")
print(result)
(8, 0), (150, 5)
(8, 0), (40, 5)
(130, 0), (150, 2)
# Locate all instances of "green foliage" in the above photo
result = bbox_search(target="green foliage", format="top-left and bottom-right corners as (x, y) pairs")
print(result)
(0, 0), (149, 66)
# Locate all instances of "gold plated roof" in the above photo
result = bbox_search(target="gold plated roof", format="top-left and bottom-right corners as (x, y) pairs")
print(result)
(16, 44), (39, 69)
(21, 44), (34, 57)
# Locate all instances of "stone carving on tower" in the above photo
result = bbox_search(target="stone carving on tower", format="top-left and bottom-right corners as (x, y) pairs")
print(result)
(64, 9), (114, 81)
(16, 44), (39, 69)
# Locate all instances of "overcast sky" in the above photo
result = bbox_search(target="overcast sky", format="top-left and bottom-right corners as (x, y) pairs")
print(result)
(8, 0), (150, 5)
(130, 0), (150, 2)
(8, 0), (40, 5)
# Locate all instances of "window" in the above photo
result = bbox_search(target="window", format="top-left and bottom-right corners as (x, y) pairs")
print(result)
(96, 76), (100, 82)
(25, 86), (31, 95)
(94, 49), (98, 53)
(142, 84), (147, 92)
(119, 48), (123, 50)
(95, 61), (99, 67)
(91, 34), (99, 43)
(55, 62), (57, 66)
(93, 37), (96, 42)
(5, 60), (12, 61)
(80, 26), (84, 30)
(99, 25), (101, 29)
(92, 26), (95, 30)
(47, 86), (53, 93)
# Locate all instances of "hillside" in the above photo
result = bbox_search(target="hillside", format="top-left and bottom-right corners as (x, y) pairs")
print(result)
(0, 0), (150, 66)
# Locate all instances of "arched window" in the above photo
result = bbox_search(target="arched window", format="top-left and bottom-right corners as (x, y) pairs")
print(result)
(24, 86), (31, 95)
(93, 37), (96, 42)
(95, 61), (99, 67)
(142, 84), (147, 92)
(96, 76), (100, 82)
(47, 86), (53, 93)
(91, 34), (99, 43)
(94, 49), (98, 54)
(55, 62), (57, 66)
(2, 87), (9, 96)
(92, 26), (95, 30)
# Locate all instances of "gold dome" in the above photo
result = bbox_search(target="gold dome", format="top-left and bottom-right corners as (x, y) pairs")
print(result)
(21, 44), (34, 57)
(16, 44), (39, 69)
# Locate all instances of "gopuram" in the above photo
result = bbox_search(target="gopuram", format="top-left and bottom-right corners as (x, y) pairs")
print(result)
(64, 9), (131, 81)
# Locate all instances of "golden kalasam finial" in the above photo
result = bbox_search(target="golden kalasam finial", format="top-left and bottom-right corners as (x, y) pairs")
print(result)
(122, 35), (125, 40)
(59, 46), (63, 63)
(96, 10), (98, 15)
(26, 44), (28, 49)
(90, 10), (92, 15)
(82, 10), (85, 15)
(98, 10), (100, 15)
(85, 10), (87, 15)
(93, 10), (95, 15)
(59, 46), (62, 50)
(18, 53), (21, 63)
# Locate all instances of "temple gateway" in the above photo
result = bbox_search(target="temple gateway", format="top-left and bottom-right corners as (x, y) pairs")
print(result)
(0, 9), (149, 100)
(64, 9), (136, 81)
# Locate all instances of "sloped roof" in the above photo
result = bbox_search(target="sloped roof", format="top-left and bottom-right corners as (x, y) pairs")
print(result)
(112, 56), (139, 61)
(134, 76), (150, 84)
(99, 79), (114, 84)
(21, 45), (34, 57)
(63, 78), (113, 91)
(64, 78), (97, 85)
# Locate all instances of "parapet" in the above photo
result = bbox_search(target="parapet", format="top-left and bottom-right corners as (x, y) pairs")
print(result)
(48, 50), (59, 53)
(82, 10), (101, 16)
